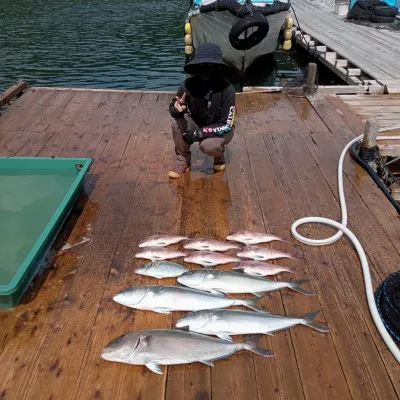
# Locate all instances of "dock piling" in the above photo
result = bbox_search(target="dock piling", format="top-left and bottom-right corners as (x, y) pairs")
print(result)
(362, 119), (380, 150)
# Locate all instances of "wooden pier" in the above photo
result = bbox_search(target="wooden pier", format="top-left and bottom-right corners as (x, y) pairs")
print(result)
(291, 0), (400, 92)
(0, 87), (399, 400)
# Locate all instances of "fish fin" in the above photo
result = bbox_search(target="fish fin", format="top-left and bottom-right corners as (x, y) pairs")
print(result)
(285, 267), (296, 274)
(289, 279), (313, 295)
(245, 271), (264, 277)
(302, 310), (329, 332)
(231, 268), (246, 274)
(244, 335), (274, 357)
(175, 325), (190, 331)
(200, 360), (215, 367)
(145, 362), (163, 375)
(217, 334), (233, 342)
(252, 291), (268, 298)
(209, 290), (225, 296)
(242, 296), (270, 313)
(153, 308), (171, 314)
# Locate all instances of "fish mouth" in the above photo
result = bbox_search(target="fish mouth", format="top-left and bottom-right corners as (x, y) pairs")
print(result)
(113, 288), (148, 306)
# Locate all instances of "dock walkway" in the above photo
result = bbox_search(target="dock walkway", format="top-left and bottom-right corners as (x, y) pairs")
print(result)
(0, 88), (399, 400)
(292, 0), (400, 91)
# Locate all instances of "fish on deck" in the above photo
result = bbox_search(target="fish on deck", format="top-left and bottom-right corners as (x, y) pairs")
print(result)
(175, 309), (329, 341)
(113, 285), (268, 313)
(184, 238), (240, 252)
(101, 329), (274, 374)
(177, 270), (313, 296)
(184, 251), (240, 267)
(226, 230), (288, 245)
(237, 245), (296, 261)
(135, 247), (186, 261)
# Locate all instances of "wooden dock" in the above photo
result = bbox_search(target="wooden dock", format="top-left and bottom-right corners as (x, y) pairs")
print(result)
(291, 0), (400, 92)
(0, 87), (399, 400)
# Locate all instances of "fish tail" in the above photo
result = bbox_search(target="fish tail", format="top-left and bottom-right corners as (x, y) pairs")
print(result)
(275, 236), (289, 244)
(244, 335), (274, 357)
(289, 279), (313, 295)
(242, 296), (270, 312)
(302, 310), (329, 332)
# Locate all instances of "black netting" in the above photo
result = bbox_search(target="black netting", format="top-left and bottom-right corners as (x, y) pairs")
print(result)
(200, 0), (290, 17)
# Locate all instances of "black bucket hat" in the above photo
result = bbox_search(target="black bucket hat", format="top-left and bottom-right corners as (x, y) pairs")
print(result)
(184, 43), (232, 76)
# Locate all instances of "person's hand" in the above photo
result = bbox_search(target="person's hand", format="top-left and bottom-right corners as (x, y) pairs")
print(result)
(174, 92), (187, 113)
(183, 128), (203, 144)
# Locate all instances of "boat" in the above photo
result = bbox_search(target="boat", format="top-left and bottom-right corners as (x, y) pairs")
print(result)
(184, 0), (292, 76)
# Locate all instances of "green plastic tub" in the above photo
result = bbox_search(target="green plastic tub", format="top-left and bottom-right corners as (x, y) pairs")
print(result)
(0, 157), (92, 309)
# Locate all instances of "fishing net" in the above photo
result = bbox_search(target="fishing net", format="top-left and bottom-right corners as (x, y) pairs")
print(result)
(282, 64), (319, 97)
(375, 271), (400, 342)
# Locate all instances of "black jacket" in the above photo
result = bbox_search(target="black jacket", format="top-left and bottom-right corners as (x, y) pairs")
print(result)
(169, 76), (236, 136)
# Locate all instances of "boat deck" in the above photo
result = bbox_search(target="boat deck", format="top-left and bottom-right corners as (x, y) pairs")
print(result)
(291, 0), (400, 91)
(0, 87), (399, 400)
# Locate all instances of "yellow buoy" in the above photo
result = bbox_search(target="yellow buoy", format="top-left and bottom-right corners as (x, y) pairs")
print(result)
(283, 29), (292, 41)
(285, 17), (293, 30)
(283, 40), (292, 51)
(185, 23), (192, 35)
(185, 45), (193, 55)
(184, 34), (192, 46)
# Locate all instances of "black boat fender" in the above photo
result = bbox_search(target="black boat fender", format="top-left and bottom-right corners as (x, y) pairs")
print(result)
(229, 12), (270, 50)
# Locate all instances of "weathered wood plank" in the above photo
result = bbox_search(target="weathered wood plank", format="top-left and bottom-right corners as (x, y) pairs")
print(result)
(73, 97), (165, 400)
(243, 93), (352, 400)
(0, 89), (398, 400)
(263, 125), (397, 400)
(290, 95), (400, 395)
(0, 81), (27, 108)
(291, 0), (400, 80)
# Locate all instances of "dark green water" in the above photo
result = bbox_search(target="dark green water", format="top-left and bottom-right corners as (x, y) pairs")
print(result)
(0, 172), (77, 286)
(0, 0), (303, 91)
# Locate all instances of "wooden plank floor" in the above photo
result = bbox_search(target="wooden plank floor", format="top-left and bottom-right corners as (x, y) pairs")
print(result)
(292, 0), (400, 82)
(335, 93), (400, 155)
(0, 87), (399, 400)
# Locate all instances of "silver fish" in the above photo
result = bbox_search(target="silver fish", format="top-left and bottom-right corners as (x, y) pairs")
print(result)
(233, 261), (295, 276)
(237, 245), (296, 261)
(184, 238), (240, 252)
(184, 251), (240, 267)
(135, 247), (186, 261)
(113, 285), (268, 313)
(176, 309), (328, 340)
(135, 261), (189, 279)
(226, 230), (287, 245)
(138, 234), (187, 248)
(101, 329), (274, 374)
(177, 270), (313, 296)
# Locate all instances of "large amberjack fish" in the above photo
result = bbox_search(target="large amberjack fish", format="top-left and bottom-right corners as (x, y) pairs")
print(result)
(135, 247), (186, 261)
(138, 234), (188, 248)
(177, 270), (313, 296)
(135, 261), (189, 279)
(226, 230), (288, 245)
(237, 245), (296, 261)
(233, 261), (295, 277)
(113, 285), (268, 313)
(176, 309), (328, 341)
(101, 329), (274, 374)
(184, 251), (240, 267)
(184, 238), (240, 252)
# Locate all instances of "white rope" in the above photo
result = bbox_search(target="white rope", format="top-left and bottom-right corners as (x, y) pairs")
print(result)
(291, 128), (400, 363)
